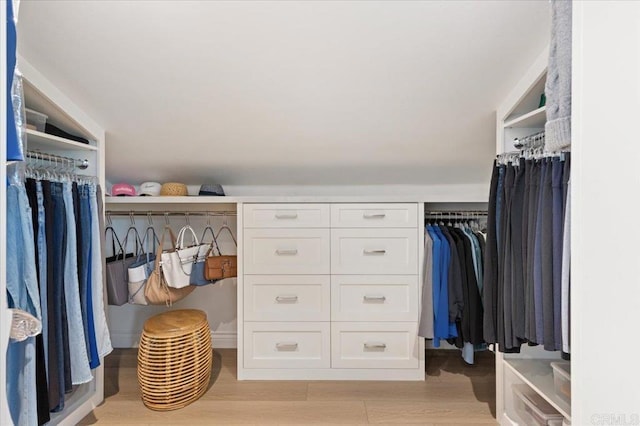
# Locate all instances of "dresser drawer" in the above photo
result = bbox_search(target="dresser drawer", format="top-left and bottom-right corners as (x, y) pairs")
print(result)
(244, 275), (330, 321)
(331, 229), (418, 275)
(244, 228), (330, 274)
(331, 322), (419, 369)
(331, 275), (418, 322)
(244, 204), (330, 228)
(331, 203), (417, 228)
(244, 322), (330, 369)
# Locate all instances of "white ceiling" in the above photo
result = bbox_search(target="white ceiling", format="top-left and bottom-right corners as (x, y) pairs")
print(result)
(17, 1), (549, 187)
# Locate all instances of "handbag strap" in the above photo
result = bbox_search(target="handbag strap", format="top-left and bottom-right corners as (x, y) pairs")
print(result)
(105, 226), (124, 258)
(122, 226), (145, 256)
(177, 225), (199, 249)
(201, 226), (222, 257)
(141, 225), (160, 262)
(216, 225), (237, 247)
(154, 226), (177, 270)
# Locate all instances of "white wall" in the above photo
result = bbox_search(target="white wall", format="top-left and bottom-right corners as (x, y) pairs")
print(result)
(572, 1), (640, 423)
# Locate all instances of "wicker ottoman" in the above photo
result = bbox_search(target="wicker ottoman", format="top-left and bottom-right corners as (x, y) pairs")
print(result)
(137, 309), (212, 410)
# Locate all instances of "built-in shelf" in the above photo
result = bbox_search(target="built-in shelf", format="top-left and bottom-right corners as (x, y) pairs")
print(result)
(26, 129), (97, 152)
(504, 106), (546, 129)
(504, 358), (571, 421)
(106, 196), (241, 204)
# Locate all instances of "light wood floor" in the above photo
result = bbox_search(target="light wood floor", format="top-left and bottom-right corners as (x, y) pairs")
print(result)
(79, 349), (496, 425)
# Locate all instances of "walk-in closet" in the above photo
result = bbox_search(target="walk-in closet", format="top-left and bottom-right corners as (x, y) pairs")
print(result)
(3, 1), (640, 425)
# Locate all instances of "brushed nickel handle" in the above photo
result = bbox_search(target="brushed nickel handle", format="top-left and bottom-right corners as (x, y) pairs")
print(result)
(276, 248), (298, 255)
(276, 342), (298, 351)
(363, 295), (386, 303)
(364, 342), (387, 350)
(363, 212), (386, 219)
(275, 212), (298, 219)
(363, 249), (386, 255)
(275, 295), (298, 303)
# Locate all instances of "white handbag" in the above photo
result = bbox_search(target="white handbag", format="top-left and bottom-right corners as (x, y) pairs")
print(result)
(161, 225), (210, 289)
(127, 227), (160, 305)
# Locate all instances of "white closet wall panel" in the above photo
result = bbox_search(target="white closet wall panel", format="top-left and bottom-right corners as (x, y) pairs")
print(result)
(572, 2), (640, 422)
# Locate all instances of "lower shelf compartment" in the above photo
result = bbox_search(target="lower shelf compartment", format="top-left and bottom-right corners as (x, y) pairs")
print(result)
(504, 358), (571, 421)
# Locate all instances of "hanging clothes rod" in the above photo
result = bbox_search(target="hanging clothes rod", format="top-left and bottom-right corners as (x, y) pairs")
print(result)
(425, 211), (488, 220)
(513, 131), (545, 150)
(425, 210), (487, 216)
(105, 211), (237, 217)
(26, 150), (89, 170)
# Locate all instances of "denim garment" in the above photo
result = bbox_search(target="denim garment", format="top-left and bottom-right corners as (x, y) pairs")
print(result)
(76, 184), (91, 360)
(36, 182), (49, 366)
(90, 185), (113, 360)
(25, 179), (51, 425)
(50, 182), (70, 409)
(62, 182), (92, 384)
(82, 185), (99, 367)
(6, 184), (41, 425)
(42, 180), (61, 410)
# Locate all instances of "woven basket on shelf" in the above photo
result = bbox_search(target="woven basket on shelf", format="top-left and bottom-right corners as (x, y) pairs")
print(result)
(137, 309), (212, 411)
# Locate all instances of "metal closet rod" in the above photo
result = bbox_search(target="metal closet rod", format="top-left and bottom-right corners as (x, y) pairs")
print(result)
(425, 210), (488, 218)
(513, 130), (545, 150)
(105, 211), (237, 217)
(26, 150), (89, 170)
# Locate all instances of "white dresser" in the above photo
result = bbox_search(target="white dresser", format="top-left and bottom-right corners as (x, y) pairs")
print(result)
(239, 202), (424, 380)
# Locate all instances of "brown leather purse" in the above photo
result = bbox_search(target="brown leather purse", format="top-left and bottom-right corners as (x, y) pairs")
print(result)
(204, 255), (237, 280)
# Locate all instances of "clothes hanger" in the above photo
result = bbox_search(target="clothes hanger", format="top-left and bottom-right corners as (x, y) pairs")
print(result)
(121, 211), (143, 256)
(215, 214), (237, 247)
(143, 212), (160, 253)
(201, 212), (222, 256)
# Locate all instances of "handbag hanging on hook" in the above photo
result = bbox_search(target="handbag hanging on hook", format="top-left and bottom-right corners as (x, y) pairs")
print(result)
(205, 214), (237, 280)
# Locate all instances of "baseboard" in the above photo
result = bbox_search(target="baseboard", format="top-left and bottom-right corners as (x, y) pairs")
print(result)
(111, 330), (237, 349)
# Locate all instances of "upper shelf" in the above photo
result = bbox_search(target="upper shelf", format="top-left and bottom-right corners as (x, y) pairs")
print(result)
(503, 106), (546, 129)
(26, 129), (98, 152)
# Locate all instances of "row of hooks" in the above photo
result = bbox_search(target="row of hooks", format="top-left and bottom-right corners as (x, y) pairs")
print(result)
(105, 211), (236, 226)
(105, 211), (238, 248)
(513, 131), (545, 150)
(26, 150), (89, 170)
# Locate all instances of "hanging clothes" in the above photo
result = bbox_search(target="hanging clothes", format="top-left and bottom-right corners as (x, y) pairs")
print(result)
(6, 182), (41, 426)
(422, 217), (487, 364)
(7, 160), (112, 420)
(482, 151), (571, 353)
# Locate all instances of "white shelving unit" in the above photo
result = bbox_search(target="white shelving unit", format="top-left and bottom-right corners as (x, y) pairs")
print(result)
(505, 359), (570, 420)
(26, 128), (98, 152)
(4, 56), (108, 426)
(495, 45), (572, 426)
(495, 50), (573, 426)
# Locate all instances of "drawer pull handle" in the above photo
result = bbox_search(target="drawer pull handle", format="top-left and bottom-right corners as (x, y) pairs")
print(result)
(276, 342), (298, 351)
(276, 249), (298, 255)
(363, 295), (386, 303)
(364, 342), (387, 350)
(363, 249), (386, 255)
(275, 212), (298, 219)
(276, 295), (298, 303)
(363, 213), (386, 219)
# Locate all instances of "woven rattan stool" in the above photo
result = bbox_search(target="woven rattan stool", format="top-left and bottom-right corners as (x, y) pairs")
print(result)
(137, 309), (212, 410)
